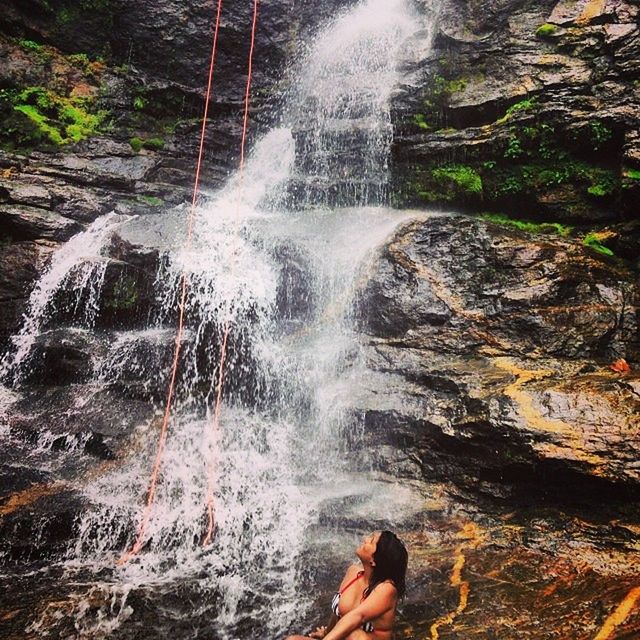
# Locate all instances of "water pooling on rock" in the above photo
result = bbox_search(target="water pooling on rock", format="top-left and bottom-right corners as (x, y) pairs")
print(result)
(0, 1), (433, 637)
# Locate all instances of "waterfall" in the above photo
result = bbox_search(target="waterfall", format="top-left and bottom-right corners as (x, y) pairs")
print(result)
(2, 0), (433, 637)
(279, 0), (417, 208)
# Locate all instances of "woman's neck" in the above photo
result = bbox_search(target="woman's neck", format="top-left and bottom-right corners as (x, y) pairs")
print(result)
(361, 563), (374, 584)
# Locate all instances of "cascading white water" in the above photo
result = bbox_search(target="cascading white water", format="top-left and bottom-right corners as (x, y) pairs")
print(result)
(278, 0), (417, 208)
(0, 213), (129, 384)
(1, 0), (434, 637)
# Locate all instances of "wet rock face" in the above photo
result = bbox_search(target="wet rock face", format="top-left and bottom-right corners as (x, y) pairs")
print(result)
(355, 215), (640, 497)
(358, 215), (638, 361)
(394, 0), (640, 233)
(0, 240), (55, 350)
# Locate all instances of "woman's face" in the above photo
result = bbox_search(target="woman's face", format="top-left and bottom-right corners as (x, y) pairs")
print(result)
(356, 531), (381, 565)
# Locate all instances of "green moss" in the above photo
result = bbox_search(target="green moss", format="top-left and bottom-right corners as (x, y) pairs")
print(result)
(481, 213), (572, 236)
(413, 114), (430, 131)
(583, 232), (614, 256)
(129, 137), (144, 152)
(13, 104), (64, 145)
(623, 168), (640, 180)
(433, 165), (482, 194)
(61, 104), (103, 142)
(143, 137), (165, 150)
(137, 195), (164, 207)
(0, 86), (106, 149)
(536, 23), (559, 38)
(19, 40), (43, 52)
(417, 164), (483, 203)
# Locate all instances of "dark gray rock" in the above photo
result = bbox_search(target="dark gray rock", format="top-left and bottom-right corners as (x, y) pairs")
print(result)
(23, 327), (107, 385)
(354, 214), (640, 495)
(0, 204), (83, 241)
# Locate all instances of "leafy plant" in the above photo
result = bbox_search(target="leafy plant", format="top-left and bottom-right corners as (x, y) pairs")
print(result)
(504, 134), (524, 159)
(583, 232), (614, 256)
(133, 96), (147, 111)
(496, 98), (537, 125)
(590, 120), (613, 150)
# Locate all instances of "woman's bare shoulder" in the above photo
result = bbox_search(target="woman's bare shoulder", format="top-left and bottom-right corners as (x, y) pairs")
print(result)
(338, 563), (363, 589)
(371, 580), (398, 599)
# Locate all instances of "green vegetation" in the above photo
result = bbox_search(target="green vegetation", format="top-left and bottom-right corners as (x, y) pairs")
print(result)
(129, 136), (165, 152)
(133, 95), (147, 111)
(487, 161), (619, 200)
(19, 39), (44, 52)
(137, 195), (164, 207)
(143, 137), (165, 150)
(583, 232), (614, 256)
(417, 164), (483, 203)
(433, 165), (482, 194)
(623, 168), (640, 180)
(13, 104), (64, 145)
(481, 213), (572, 236)
(129, 137), (144, 152)
(417, 72), (475, 128)
(414, 114), (430, 131)
(497, 98), (537, 125)
(56, 0), (114, 30)
(0, 86), (106, 149)
(17, 39), (53, 63)
(589, 120), (613, 150)
(536, 23), (559, 38)
(105, 276), (139, 310)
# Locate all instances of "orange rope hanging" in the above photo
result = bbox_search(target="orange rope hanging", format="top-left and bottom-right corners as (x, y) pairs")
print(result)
(118, 0), (225, 566)
(202, 0), (261, 548)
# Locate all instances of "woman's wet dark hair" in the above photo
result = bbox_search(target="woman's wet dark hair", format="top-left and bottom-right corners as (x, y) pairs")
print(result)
(366, 530), (408, 599)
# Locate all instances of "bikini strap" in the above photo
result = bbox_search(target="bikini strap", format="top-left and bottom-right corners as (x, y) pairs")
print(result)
(339, 570), (364, 595)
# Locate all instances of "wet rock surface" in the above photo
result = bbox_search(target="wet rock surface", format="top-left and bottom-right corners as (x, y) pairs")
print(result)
(355, 214), (640, 495)
(394, 0), (640, 237)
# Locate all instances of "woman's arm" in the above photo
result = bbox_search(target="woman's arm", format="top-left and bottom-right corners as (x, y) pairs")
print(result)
(323, 583), (396, 640)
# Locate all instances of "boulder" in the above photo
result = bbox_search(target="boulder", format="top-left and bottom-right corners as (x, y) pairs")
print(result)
(355, 214), (640, 496)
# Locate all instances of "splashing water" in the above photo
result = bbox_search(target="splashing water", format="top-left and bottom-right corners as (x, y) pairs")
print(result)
(0, 213), (129, 384)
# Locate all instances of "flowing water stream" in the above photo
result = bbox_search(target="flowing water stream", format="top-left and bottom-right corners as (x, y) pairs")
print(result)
(0, 1), (436, 637)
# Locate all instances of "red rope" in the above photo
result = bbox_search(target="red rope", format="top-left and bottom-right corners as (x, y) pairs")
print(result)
(202, 0), (261, 547)
(118, 0), (225, 566)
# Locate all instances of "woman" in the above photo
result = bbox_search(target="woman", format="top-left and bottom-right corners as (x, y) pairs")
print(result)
(287, 531), (408, 640)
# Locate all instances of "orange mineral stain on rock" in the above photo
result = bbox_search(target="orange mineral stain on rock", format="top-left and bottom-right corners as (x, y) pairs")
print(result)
(576, 0), (606, 25)
(593, 586), (640, 640)
(0, 483), (63, 517)
(429, 523), (484, 640)
(494, 358), (605, 468)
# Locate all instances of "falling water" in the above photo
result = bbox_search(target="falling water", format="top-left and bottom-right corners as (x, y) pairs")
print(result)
(1, 0), (433, 637)
(0, 213), (129, 385)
